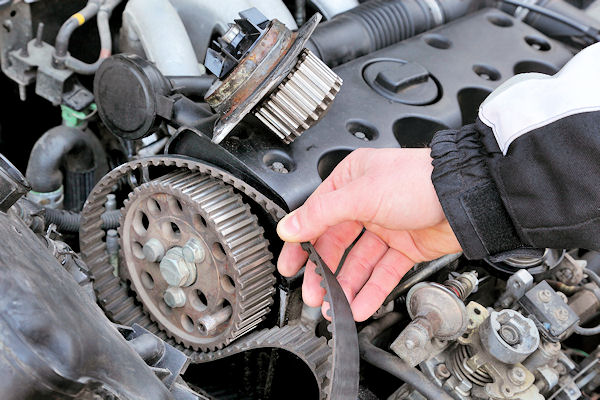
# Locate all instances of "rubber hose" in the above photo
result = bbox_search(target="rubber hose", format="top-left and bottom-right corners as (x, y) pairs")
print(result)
(167, 75), (216, 99)
(65, 0), (123, 75)
(306, 0), (482, 66)
(573, 268), (600, 336)
(54, 0), (102, 62)
(359, 313), (454, 400)
(45, 208), (121, 232)
(25, 126), (107, 194)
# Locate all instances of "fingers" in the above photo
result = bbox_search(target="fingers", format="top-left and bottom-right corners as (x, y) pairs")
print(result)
(301, 222), (363, 307)
(277, 176), (379, 243)
(336, 230), (388, 302)
(350, 248), (415, 322)
(277, 242), (309, 277)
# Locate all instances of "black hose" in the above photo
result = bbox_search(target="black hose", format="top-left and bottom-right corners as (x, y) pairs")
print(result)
(384, 253), (461, 305)
(54, 0), (102, 66)
(306, 0), (482, 67)
(25, 126), (107, 193)
(168, 75), (216, 99)
(64, 0), (123, 75)
(573, 268), (600, 336)
(359, 313), (454, 400)
(45, 208), (120, 232)
(499, 0), (600, 42)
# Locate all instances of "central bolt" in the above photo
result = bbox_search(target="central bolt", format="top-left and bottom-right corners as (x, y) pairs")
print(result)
(499, 324), (521, 346)
(159, 247), (196, 287)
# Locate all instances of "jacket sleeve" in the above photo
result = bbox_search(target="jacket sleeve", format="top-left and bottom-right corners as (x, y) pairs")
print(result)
(430, 42), (600, 260)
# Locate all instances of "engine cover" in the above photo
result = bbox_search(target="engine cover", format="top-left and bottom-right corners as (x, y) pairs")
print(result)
(170, 8), (572, 210)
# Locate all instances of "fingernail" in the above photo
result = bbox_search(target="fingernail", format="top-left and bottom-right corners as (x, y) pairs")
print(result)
(277, 211), (300, 239)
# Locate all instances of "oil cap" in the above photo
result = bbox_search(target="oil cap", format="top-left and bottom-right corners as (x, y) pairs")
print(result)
(363, 59), (439, 105)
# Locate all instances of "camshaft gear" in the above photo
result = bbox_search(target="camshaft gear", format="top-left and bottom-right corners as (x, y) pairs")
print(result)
(80, 156), (358, 399)
(119, 170), (276, 351)
(254, 49), (343, 144)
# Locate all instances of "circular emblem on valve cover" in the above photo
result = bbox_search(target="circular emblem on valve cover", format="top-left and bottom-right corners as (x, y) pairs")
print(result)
(119, 170), (276, 351)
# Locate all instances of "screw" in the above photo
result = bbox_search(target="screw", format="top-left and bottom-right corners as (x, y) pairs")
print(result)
(555, 307), (569, 322)
(164, 287), (186, 308)
(405, 339), (416, 350)
(499, 324), (521, 345)
(143, 238), (165, 262)
(159, 247), (196, 287)
(269, 161), (288, 174)
(182, 237), (205, 263)
(354, 131), (368, 141)
(508, 366), (526, 385)
(538, 289), (552, 303)
(435, 363), (451, 379)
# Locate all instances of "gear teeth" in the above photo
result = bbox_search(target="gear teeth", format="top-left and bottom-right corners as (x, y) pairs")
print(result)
(192, 325), (332, 397)
(81, 159), (284, 354)
(115, 170), (276, 352)
(79, 158), (349, 395)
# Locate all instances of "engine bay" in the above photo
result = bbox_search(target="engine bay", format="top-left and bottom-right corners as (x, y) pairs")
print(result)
(0, 0), (599, 399)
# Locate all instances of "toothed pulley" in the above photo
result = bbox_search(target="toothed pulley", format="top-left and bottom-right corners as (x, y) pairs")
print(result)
(119, 170), (276, 351)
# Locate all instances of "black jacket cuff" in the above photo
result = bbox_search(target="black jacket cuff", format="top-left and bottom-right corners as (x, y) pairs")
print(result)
(430, 122), (526, 259)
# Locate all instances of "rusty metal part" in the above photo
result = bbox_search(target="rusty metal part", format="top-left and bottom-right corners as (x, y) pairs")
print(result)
(206, 13), (321, 144)
(79, 156), (358, 400)
(118, 170), (276, 350)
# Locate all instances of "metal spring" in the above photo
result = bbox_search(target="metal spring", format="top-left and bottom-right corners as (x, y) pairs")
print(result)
(450, 345), (493, 387)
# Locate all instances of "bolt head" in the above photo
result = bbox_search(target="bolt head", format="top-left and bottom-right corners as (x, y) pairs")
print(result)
(164, 287), (186, 308)
(434, 363), (451, 379)
(509, 366), (526, 385)
(182, 238), (206, 263)
(143, 238), (165, 262)
(160, 247), (192, 286)
(538, 289), (552, 303)
(555, 307), (569, 322)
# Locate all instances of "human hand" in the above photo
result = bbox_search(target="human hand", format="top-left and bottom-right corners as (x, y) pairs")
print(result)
(276, 148), (461, 321)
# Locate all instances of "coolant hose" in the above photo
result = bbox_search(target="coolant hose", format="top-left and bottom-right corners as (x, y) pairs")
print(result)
(25, 125), (107, 194)
(54, 0), (102, 66)
(359, 313), (454, 400)
(305, 0), (482, 67)
(64, 0), (123, 75)
(45, 208), (120, 232)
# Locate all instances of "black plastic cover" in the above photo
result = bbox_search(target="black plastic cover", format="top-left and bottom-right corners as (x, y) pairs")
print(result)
(94, 54), (172, 140)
